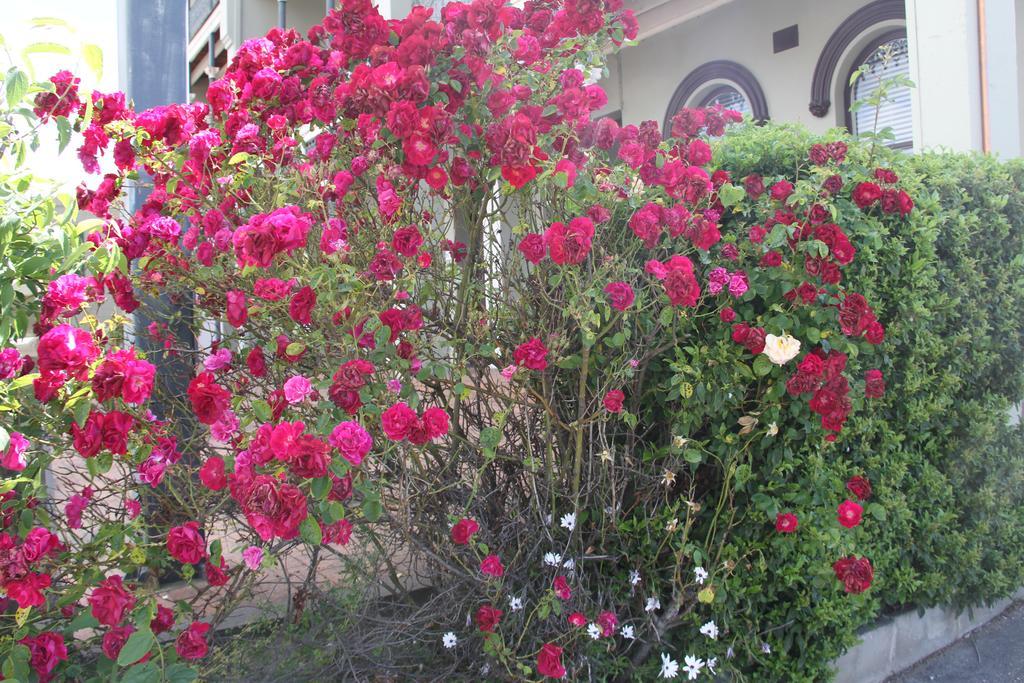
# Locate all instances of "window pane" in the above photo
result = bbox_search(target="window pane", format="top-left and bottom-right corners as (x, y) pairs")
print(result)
(700, 86), (751, 117)
(852, 38), (912, 149)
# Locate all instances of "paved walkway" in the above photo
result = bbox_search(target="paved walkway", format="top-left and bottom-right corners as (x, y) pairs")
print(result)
(887, 602), (1024, 682)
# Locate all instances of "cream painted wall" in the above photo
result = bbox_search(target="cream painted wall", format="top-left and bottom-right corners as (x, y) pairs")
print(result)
(240, 0), (329, 41)
(602, 0), (882, 132)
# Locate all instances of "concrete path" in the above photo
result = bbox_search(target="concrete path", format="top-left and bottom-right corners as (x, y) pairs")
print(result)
(887, 602), (1024, 683)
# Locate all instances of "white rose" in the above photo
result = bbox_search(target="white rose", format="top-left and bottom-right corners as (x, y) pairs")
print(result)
(763, 334), (801, 365)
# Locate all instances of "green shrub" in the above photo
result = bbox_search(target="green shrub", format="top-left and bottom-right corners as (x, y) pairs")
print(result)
(708, 123), (1024, 680)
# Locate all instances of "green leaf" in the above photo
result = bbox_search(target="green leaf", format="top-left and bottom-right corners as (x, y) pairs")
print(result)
(555, 354), (582, 370)
(116, 627), (154, 666)
(717, 183), (745, 207)
(22, 42), (72, 61)
(310, 475), (330, 500)
(120, 661), (160, 683)
(5, 69), (29, 106)
(56, 116), (72, 153)
(3, 643), (30, 681)
(752, 354), (773, 377)
(82, 44), (103, 79)
(479, 427), (501, 450)
(252, 400), (272, 422)
(362, 497), (383, 523)
(299, 517), (322, 546)
(164, 664), (199, 683)
(72, 398), (92, 427)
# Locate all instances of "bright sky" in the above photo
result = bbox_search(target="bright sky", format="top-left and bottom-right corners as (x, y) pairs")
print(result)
(2, 0), (119, 189)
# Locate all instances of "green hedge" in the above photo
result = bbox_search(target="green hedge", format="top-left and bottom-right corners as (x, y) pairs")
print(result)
(707, 124), (1024, 680)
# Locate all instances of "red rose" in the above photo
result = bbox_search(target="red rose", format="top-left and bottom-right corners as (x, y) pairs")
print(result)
(421, 407), (450, 439)
(629, 203), (662, 248)
(381, 402), (419, 442)
(175, 621), (210, 660)
(20, 632), (67, 681)
(537, 642), (567, 678)
(480, 554), (504, 578)
(101, 625), (137, 662)
(604, 281), (635, 311)
(597, 610), (618, 637)
(833, 555), (874, 594)
(391, 225), (423, 258)
(731, 323), (767, 354)
(770, 180), (794, 202)
(852, 182), (883, 209)
(205, 557), (229, 586)
(744, 173), (765, 199)
(544, 216), (594, 265)
(719, 307), (736, 322)
(865, 321), (885, 345)
(864, 369), (885, 398)
(451, 518), (479, 545)
(226, 290), (248, 327)
(288, 285), (316, 325)
(518, 234), (546, 264)
(246, 346), (267, 377)
(166, 521), (206, 564)
(837, 499), (863, 528)
(775, 513), (798, 533)
(837, 293), (877, 338)
(661, 256), (700, 307)
(71, 413), (104, 458)
(553, 575), (572, 600)
(187, 372), (231, 425)
(89, 575), (136, 626)
(150, 605), (175, 634)
(6, 572), (52, 608)
(567, 612), (586, 627)
(514, 338), (548, 371)
(199, 457), (227, 491)
(603, 389), (625, 413)
(475, 604), (503, 632)
(846, 475), (873, 501)
(37, 324), (99, 381)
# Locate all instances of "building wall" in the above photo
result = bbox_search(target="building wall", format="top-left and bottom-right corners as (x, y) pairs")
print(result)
(603, 0), (881, 132)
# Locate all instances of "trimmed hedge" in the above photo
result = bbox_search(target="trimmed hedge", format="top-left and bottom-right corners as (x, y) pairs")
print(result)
(709, 123), (1024, 680)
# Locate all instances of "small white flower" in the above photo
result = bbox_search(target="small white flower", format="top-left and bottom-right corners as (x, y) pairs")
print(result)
(660, 653), (680, 679)
(645, 597), (661, 612)
(694, 567), (708, 584)
(683, 655), (705, 680)
(587, 623), (602, 640)
(707, 657), (718, 675)
(621, 625), (636, 640)
(543, 552), (562, 566)
(629, 569), (641, 586)
(562, 558), (575, 571)
(544, 514), (552, 525)
(767, 421), (779, 437)
(761, 641), (772, 654)
(699, 620), (718, 640)
(509, 596), (523, 611)
(442, 632), (457, 649)
(560, 512), (576, 531)
(726, 646), (735, 659)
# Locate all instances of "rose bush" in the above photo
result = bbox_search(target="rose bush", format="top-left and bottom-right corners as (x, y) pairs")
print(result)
(0, 0), (983, 680)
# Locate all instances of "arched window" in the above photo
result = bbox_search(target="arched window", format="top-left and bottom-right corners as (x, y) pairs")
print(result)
(698, 85), (752, 118)
(846, 33), (912, 149)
